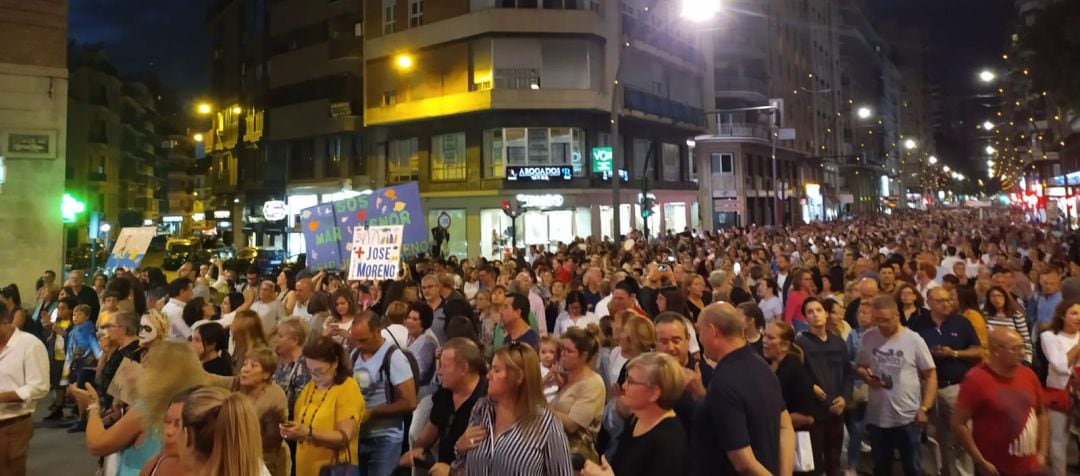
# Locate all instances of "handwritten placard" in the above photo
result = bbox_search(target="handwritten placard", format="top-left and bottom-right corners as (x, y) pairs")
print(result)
(348, 225), (404, 281)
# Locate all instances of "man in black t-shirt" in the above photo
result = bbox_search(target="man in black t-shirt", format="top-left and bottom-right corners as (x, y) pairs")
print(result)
(399, 338), (486, 475)
(693, 302), (795, 476)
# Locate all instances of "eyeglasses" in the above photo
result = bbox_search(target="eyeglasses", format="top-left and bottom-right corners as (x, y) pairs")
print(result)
(306, 365), (330, 376)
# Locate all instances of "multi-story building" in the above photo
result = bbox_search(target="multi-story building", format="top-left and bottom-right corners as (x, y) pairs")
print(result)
(67, 46), (169, 241)
(695, 0), (840, 227)
(360, 0), (706, 257)
(838, 0), (902, 214)
(881, 25), (937, 200)
(0, 0), (69, 292)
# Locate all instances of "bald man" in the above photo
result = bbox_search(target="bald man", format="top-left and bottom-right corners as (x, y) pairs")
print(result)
(692, 302), (794, 476)
(844, 278), (880, 329)
(952, 328), (1048, 476)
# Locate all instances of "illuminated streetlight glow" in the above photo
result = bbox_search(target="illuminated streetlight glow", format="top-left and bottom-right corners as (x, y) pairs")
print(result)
(982, 120), (995, 131)
(943, 165), (951, 173)
(928, 155), (938, 165)
(979, 70), (996, 83)
(904, 139), (917, 150)
(231, 106), (242, 114)
(394, 54), (414, 71)
(196, 103), (212, 115)
(987, 160), (995, 167)
(193, 133), (204, 142)
(856, 106), (872, 119)
(985, 145), (996, 155)
(680, 0), (722, 21)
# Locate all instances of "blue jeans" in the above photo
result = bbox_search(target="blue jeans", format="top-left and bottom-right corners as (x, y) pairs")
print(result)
(868, 423), (922, 476)
(357, 435), (403, 476)
(844, 405), (866, 470)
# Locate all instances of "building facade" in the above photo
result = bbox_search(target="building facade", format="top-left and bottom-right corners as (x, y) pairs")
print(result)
(0, 0), (69, 293)
(358, 0), (706, 258)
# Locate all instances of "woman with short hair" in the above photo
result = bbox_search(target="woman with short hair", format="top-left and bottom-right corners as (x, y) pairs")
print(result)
(235, 347), (289, 476)
(582, 352), (688, 476)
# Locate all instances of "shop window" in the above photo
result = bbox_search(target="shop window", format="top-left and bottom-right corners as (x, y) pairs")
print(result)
(387, 137), (418, 182)
(428, 209), (467, 258)
(481, 209), (514, 258)
(431, 132), (466, 181)
(483, 127), (584, 178)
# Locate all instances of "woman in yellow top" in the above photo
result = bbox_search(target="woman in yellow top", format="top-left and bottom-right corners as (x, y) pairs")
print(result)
(280, 336), (365, 476)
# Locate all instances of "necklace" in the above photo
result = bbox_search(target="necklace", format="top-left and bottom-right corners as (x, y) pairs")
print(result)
(298, 383), (331, 428)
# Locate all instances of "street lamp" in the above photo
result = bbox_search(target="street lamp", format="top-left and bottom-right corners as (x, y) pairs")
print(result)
(856, 106), (872, 120)
(943, 165), (951, 173)
(985, 145), (996, 155)
(982, 120), (995, 131)
(394, 54), (415, 71)
(231, 106), (242, 114)
(680, 0), (722, 21)
(196, 103), (212, 115)
(979, 70), (996, 83)
(99, 222), (111, 234)
(904, 139), (917, 150)
(193, 133), (204, 142)
(928, 155), (938, 165)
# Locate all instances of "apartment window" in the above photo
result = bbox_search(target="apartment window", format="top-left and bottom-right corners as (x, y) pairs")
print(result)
(383, 0), (396, 34)
(325, 136), (342, 177)
(712, 153), (734, 175)
(351, 134), (364, 175)
(381, 90), (397, 106)
(660, 143), (679, 181)
(387, 137), (419, 182)
(431, 132), (466, 181)
(409, 0), (423, 27)
(633, 138), (653, 179)
(484, 127), (583, 178)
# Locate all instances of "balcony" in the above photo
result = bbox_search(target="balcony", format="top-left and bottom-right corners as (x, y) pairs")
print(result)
(715, 122), (772, 141)
(714, 75), (767, 101)
(622, 14), (703, 66)
(623, 87), (705, 128)
(328, 36), (362, 60)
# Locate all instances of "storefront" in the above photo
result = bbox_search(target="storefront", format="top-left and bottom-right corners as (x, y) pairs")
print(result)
(424, 189), (699, 259)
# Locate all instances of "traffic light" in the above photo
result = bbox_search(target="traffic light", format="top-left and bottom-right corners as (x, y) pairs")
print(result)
(640, 195), (655, 219)
(501, 199), (521, 218)
(62, 193), (86, 223)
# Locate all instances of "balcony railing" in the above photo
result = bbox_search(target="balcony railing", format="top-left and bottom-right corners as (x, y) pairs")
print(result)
(622, 14), (703, 65)
(624, 87), (705, 127)
(494, 69), (541, 90)
(715, 122), (772, 140)
(329, 36), (362, 60)
(714, 76), (767, 95)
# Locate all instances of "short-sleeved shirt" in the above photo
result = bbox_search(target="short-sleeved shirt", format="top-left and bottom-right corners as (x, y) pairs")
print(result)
(759, 296), (783, 322)
(549, 371), (606, 453)
(293, 377), (365, 476)
(692, 345), (784, 476)
(909, 314), (980, 386)
(956, 363), (1043, 475)
(430, 378), (488, 464)
(856, 327), (936, 428)
(612, 417), (689, 476)
(353, 338), (414, 440)
(503, 328), (540, 352)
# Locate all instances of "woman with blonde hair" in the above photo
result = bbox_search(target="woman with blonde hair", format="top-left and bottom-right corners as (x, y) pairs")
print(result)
(70, 341), (212, 476)
(179, 387), (264, 476)
(231, 309), (269, 372)
(599, 311), (651, 393)
(453, 343), (573, 475)
(138, 309), (170, 358)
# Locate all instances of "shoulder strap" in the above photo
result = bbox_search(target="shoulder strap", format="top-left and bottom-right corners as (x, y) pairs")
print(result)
(381, 345), (398, 403)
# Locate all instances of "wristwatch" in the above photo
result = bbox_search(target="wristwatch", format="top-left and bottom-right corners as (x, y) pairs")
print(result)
(919, 406), (930, 413)
(952, 350), (959, 358)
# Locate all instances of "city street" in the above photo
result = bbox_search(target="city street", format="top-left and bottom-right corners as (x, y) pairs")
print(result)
(27, 405), (98, 476)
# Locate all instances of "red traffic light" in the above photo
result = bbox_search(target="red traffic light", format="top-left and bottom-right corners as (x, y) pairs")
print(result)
(502, 200), (510, 209)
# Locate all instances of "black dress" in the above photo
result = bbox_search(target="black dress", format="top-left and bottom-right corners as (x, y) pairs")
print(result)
(611, 416), (689, 476)
(202, 355), (233, 376)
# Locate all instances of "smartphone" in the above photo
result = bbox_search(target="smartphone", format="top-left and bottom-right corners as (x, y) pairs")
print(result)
(414, 453), (436, 470)
(657, 264), (671, 272)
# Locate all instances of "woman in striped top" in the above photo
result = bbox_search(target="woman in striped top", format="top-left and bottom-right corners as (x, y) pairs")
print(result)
(983, 286), (1034, 363)
(453, 342), (573, 476)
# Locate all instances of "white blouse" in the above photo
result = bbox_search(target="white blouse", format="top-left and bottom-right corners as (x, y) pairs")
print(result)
(1040, 330), (1080, 390)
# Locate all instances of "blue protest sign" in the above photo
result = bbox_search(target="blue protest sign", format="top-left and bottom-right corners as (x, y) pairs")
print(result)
(300, 182), (428, 271)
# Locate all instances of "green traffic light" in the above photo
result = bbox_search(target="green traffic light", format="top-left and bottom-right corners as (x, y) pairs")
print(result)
(62, 193), (86, 223)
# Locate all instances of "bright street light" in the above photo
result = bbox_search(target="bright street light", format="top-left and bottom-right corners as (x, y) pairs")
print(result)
(196, 103), (212, 115)
(680, 0), (722, 21)
(982, 120), (995, 131)
(987, 160), (995, 167)
(979, 70), (996, 83)
(193, 133), (204, 142)
(904, 139), (917, 150)
(928, 155), (938, 165)
(99, 222), (111, 233)
(985, 145), (996, 155)
(231, 106), (242, 114)
(394, 54), (414, 71)
(856, 106), (872, 119)
(943, 165), (951, 173)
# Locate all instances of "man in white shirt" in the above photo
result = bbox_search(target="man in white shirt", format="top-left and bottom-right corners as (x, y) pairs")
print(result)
(250, 280), (287, 338)
(291, 277), (313, 321)
(162, 278), (194, 341)
(594, 271), (628, 319)
(916, 262), (941, 306)
(0, 301), (50, 475)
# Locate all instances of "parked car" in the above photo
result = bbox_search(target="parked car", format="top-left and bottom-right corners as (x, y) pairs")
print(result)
(228, 247), (288, 279)
(272, 253), (307, 278)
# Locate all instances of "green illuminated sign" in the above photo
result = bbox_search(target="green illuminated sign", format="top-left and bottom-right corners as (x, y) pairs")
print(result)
(592, 146), (612, 173)
(62, 193), (86, 223)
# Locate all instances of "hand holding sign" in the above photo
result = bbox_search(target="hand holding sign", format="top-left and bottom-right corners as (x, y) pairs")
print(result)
(348, 225), (404, 281)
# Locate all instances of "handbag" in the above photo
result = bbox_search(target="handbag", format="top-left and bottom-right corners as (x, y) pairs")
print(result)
(318, 430), (359, 476)
(793, 430), (815, 473)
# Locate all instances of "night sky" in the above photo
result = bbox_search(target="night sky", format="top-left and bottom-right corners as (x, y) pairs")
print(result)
(70, 0), (210, 102)
(69, 0), (1015, 109)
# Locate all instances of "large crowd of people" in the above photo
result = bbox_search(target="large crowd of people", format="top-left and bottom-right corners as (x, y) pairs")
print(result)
(4, 207), (1080, 475)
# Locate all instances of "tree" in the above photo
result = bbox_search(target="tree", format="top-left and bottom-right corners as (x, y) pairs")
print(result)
(1019, 0), (1080, 114)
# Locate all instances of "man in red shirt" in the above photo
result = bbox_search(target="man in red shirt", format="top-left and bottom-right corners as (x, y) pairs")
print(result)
(952, 327), (1049, 475)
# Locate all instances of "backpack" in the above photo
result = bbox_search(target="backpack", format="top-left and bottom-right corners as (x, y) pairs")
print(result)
(382, 332), (422, 403)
